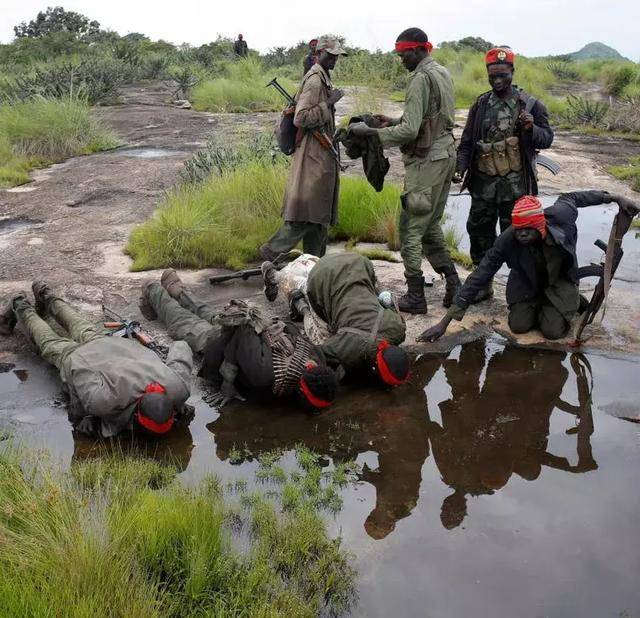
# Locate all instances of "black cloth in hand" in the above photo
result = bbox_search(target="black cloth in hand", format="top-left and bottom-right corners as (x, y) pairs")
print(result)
(336, 114), (390, 192)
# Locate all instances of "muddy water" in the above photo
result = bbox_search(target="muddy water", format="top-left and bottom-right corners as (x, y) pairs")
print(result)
(1, 338), (639, 616)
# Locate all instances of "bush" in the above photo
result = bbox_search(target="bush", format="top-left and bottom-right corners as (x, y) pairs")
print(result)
(605, 65), (637, 97)
(0, 97), (118, 187)
(0, 447), (357, 617)
(562, 94), (609, 127)
(546, 60), (580, 81)
(5, 57), (126, 104)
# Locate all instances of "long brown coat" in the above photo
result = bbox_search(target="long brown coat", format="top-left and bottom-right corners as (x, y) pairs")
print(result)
(282, 63), (339, 225)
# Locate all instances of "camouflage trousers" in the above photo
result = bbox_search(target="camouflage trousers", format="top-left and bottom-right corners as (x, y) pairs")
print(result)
(399, 153), (457, 278)
(466, 197), (515, 265)
(146, 283), (221, 354)
(15, 297), (105, 371)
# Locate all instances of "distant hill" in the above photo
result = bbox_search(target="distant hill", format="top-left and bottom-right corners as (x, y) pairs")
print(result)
(569, 42), (625, 61)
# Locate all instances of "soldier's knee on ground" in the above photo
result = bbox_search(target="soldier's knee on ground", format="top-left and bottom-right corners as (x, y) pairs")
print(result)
(508, 305), (537, 334)
(539, 312), (569, 340)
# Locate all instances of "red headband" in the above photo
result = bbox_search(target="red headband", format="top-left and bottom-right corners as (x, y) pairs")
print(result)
(375, 340), (408, 387)
(395, 41), (433, 53)
(299, 378), (332, 409)
(136, 382), (173, 434)
(135, 411), (174, 434)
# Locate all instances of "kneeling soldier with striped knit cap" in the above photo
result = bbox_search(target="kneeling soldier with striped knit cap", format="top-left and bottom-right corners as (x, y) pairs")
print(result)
(417, 191), (639, 342)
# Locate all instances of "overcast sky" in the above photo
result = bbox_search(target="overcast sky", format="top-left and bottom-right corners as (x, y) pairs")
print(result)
(2, 0), (638, 60)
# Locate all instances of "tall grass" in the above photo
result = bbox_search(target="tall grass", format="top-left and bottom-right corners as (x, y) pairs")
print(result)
(0, 446), (357, 617)
(192, 57), (295, 113)
(0, 97), (118, 186)
(126, 158), (406, 270)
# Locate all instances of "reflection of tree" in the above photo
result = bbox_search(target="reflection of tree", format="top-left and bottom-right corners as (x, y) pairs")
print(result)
(428, 341), (597, 530)
(209, 357), (443, 540)
(71, 422), (195, 473)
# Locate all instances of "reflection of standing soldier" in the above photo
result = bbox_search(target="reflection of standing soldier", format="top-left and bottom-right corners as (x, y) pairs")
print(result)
(428, 342), (595, 530)
(455, 47), (554, 302)
(208, 355), (442, 540)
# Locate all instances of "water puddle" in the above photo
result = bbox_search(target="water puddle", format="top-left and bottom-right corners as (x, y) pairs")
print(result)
(0, 216), (39, 235)
(114, 148), (186, 158)
(1, 340), (639, 616)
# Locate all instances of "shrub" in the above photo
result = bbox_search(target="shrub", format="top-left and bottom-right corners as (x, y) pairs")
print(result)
(563, 94), (609, 127)
(0, 97), (118, 186)
(546, 60), (580, 81)
(7, 57), (126, 104)
(605, 65), (637, 97)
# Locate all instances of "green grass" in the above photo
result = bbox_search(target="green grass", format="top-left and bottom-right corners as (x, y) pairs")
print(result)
(0, 97), (118, 187)
(126, 160), (405, 270)
(192, 57), (296, 113)
(0, 446), (357, 617)
(443, 223), (473, 269)
(607, 156), (640, 192)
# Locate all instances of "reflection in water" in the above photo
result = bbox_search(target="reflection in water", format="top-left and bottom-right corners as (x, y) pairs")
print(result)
(430, 342), (596, 530)
(209, 340), (597, 539)
(72, 422), (195, 472)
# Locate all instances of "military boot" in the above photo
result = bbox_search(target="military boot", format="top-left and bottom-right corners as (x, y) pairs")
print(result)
(139, 281), (157, 321)
(0, 299), (17, 336)
(161, 269), (184, 300)
(439, 265), (462, 309)
(32, 281), (55, 316)
(397, 275), (428, 315)
(261, 261), (279, 302)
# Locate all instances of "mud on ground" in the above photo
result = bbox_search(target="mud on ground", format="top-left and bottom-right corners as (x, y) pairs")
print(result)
(1, 82), (639, 362)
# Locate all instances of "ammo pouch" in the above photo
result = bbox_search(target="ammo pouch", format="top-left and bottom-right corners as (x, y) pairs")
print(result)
(475, 138), (522, 176)
(401, 118), (434, 157)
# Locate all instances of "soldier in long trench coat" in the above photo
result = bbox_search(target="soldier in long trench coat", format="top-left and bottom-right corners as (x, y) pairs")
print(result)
(260, 37), (347, 260)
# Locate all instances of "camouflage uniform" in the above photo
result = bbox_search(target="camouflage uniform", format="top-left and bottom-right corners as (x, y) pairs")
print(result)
(466, 90), (526, 264)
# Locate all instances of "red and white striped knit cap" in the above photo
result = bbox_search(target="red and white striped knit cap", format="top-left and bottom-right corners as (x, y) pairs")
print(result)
(512, 196), (547, 239)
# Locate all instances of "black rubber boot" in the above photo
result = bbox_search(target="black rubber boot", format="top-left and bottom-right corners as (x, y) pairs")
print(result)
(261, 261), (279, 302)
(439, 265), (462, 308)
(397, 275), (428, 314)
(139, 281), (158, 321)
(0, 300), (17, 336)
(32, 280), (55, 316)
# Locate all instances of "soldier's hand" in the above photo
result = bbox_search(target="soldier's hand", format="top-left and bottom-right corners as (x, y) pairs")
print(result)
(373, 113), (394, 127)
(451, 170), (464, 184)
(348, 121), (376, 137)
(417, 318), (449, 343)
(519, 111), (534, 131)
(327, 88), (344, 106)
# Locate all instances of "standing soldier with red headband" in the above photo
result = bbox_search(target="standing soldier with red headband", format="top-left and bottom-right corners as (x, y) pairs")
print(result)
(0, 282), (193, 438)
(454, 46), (554, 303)
(349, 27), (461, 315)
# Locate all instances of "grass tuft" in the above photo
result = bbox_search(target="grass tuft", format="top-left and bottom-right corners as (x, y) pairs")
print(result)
(0, 97), (118, 187)
(0, 445), (357, 617)
(607, 156), (640, 192)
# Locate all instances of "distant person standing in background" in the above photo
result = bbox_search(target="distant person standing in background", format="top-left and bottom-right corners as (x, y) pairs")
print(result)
(303, 38), (319, 75)
(234, 34), (248, 57)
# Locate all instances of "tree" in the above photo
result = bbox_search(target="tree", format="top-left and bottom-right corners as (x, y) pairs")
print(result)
(440, 36), (495, 53)
(14, 6), (101, 40)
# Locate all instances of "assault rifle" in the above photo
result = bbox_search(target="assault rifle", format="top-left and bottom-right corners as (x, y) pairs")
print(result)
(103, 306), (168, 359)
(572, 206), (636, 345)
(266, 77), (345, 170)
(209, 250), (300, 285)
